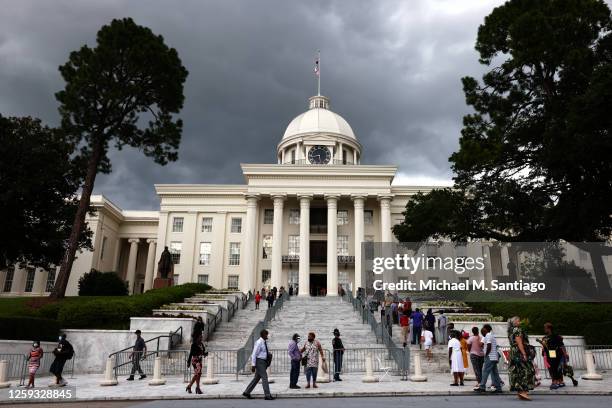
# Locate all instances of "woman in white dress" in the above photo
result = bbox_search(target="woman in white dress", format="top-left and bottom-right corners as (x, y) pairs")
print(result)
(448, 331), (466, 386)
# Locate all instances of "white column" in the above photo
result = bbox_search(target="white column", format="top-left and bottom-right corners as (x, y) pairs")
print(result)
(297, 142), (302, 161)
(11, 268), (26, 294)
(326, 195), (339, 296)
(299, 195), (312, 296)
(501, 245), (510, 276)
(126, 238), (140, 295)
(271, 195), (285, 288)
(353, 149), (357, 164)
(32, 268), (47, 295)
(352, 195), (365, 293)
(144, 239), (157, 291)
(378, 196), (393, 242)
(242, 194), (259, 292)
(281, 149), (285, 164)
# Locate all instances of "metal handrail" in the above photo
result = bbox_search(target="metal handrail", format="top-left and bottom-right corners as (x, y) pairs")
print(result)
(235, 292), (289, 379)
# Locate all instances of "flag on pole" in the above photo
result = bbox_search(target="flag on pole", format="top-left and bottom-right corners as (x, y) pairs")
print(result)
(314, 54), (320, 76)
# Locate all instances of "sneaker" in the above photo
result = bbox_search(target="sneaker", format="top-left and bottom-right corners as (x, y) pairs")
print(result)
(126, 376), (134, 381)
(242, 392), (252, 399)
(59, 379), (67, 387)
(139, 374), (147, 380)
(264, 396), (276, 400)
(550, 384), (559, 390)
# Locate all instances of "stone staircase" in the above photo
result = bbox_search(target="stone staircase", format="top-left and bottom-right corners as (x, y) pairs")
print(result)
(264, 296), (380, 350)
(206, 300), (268, 349)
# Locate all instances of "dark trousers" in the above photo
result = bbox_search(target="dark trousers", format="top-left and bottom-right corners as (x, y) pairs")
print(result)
(130, 354), (144, 375)
(244, 358), (271, 397)
(290, 359), (300, 386)
(412, 326), (422, 345)
(470, 354), (485, 383)
(333, 351), (343, 379)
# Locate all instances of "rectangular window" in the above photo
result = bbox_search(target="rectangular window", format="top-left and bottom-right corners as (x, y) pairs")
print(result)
(24, 268), (35, 293)
(337, 235), (349, 256)
(3, 267), (14, 293)
(288, 235), (300, 256)
(228, 275), (239, 290)
(262, 235), (272, 259)
(45, 270), (56, 292)
(364, 210), (374, 225)
(338, 271), (349, 290)
(201, 217), (213, 233)
(291, 149), (296, 164)
(173, 274), (179, 284)
(231, 217), (242, 233)
(229, 242), (241, 266)
(264, 209), (274, 224)
(197, 274), (209, 285)
(170, 241), (182, 264)
(172, 217), (184, 232)
(337, 210), (349, 225)
(100, 236), (107, 260)
(262, 269), (271, 286)
(289, 209), (300, 224)
(199, 242), (212, 265)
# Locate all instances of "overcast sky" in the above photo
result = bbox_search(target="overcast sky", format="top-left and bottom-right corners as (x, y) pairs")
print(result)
(1, 0), (516, 210)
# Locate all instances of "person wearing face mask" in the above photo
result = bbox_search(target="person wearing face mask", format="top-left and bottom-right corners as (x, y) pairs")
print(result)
(288, 333), (302, 389)
(26, 341), (43, 388)
(300, 332), (326, 388)
(50, 334), (73, 387)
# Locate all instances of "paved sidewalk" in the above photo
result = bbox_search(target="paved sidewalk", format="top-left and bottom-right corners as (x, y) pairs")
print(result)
(1, 372), (610, 404)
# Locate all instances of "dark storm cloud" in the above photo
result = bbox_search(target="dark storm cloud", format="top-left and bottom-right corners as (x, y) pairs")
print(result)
(1, 0), (510, 209)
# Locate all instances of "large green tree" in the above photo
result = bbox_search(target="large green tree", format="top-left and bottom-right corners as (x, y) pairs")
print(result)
(394, 0), (612, 294)
(51, 18), (188, 299)
(0, 115), (90, 272)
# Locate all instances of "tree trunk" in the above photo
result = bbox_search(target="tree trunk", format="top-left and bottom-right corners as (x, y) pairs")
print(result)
(50, 139), (104, 299)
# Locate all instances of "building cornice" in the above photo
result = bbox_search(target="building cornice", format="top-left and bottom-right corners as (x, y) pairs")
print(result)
(240, 163), (398, 181)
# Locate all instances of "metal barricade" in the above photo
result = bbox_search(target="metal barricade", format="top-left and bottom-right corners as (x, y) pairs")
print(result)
(0, 353), (26, 380)
(111, 350), (190, 382)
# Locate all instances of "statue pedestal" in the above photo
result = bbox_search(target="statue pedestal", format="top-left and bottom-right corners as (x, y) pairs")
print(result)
(153, 278), (173, 289)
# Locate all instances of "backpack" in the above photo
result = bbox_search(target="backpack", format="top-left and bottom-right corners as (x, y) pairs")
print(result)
(62, 341), (74, 360)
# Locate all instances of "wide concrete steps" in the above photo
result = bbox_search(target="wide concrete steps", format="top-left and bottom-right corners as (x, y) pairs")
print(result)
(206, 303), (268, 350)
(265, 297), (380, 350)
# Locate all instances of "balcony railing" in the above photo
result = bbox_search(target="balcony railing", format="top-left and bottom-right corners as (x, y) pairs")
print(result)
(281, 159), (355, 165)
(310, 225), (327, 234)
(281, 255), (355, 264)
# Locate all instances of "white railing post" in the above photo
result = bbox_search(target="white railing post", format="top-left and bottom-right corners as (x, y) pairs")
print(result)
(410, 353), (427, 382)
(99, 357), (118, 386)
(202, 356), (219, 384)
(148, 356), (166, 386)
(0, 360), (11, 388)
(362, 353), (378, 383)
(582, 350), (603, 380)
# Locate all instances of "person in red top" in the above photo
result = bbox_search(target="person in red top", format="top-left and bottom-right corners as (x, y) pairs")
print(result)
(255, 291), (262, 310)
(26, 341), (43, 388)
(403, 297), (412, 312)
(400, 310), (411, 347)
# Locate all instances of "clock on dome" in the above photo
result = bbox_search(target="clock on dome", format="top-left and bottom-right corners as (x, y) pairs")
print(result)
(308, 145), (331, 164)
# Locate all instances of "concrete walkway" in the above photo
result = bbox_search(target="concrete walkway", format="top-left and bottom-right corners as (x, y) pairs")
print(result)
(1, 372), (610, 404)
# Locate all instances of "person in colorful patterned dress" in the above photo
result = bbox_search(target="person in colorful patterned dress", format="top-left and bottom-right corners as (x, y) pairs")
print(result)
(186, 334), (206, 394)
(507, 316), (536, 401)
(26, 341), (43, 388)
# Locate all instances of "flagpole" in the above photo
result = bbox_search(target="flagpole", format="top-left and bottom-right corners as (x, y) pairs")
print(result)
(317, 50), (321, 96)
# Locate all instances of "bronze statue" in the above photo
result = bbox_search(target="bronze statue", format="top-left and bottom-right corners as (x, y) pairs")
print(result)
(157, 246), (174, 279)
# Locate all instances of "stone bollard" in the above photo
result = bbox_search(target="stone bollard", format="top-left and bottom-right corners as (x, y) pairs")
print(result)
(318, 353), (330, 383)
(148, 357), (166, 386)
(99, 358), (118, 386)
(410, 353), (427, 382)
(202, 356), (219, 385)
(581, 350), (603, 380)
(362, 353), (378, 383)
(0, 360), (11, 388)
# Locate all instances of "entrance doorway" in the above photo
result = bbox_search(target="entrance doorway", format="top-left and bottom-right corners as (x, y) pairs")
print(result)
(310, 274), (327, 296)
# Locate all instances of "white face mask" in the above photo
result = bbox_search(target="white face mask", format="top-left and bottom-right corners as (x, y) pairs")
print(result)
(58, 336), (62, 341)
(33, 343), (39, 348)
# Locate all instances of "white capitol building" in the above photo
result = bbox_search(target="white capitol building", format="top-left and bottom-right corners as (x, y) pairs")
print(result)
(0, 92), (436, 297)
(3, 92), (604, 297)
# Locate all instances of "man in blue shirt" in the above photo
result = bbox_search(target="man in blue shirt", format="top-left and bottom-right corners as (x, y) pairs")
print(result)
(411, 308), (424, 347)
(243, 329), (275, 400)
(288, 333), (302, 389)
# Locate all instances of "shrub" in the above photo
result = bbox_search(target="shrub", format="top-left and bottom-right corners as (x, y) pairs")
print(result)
(0, 316), (61, 342)
(57, 283), (210, 329)
(78, 269), (128, 296)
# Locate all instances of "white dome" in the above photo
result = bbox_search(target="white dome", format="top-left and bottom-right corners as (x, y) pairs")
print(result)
(282, 105), (356, 140)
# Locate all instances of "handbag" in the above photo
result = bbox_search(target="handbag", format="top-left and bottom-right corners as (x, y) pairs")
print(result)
(301, 343), (310, 366)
